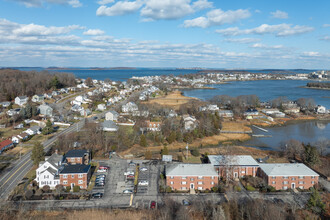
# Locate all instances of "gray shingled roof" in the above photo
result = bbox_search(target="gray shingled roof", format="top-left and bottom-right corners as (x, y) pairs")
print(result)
(208, 155), (259, 166)
(45, 153), (63, 169)
(259, 163), (319, 177)
(166, 164), (218, 176)
(102, 120), (118, 129)
(60, 164), (91, 174)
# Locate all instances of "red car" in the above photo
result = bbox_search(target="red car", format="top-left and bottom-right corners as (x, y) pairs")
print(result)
(99, 166), (110, 170)
(126, 175), (134, 179)
(150, 201), (156, 209)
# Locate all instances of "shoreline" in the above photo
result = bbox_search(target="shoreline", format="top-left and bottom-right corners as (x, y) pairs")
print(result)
(299, 86), (330, 91)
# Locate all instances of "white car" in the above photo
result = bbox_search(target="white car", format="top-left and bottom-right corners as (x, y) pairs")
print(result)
(138, 180), (149, 186)
(97, 169), (107, 173)
(123, 189), (133, 194)
(124, 171), (134, 176)
(140, 167), (148, 172)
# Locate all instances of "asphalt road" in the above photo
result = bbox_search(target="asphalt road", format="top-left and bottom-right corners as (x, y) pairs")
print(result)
(0, 120), (85, 201)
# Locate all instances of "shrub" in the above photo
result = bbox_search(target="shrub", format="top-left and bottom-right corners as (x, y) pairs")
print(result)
(246, 185), (256, 191)
(42, 185), (51, 193)
(165, 186), (172, 193)
(73, 185), (80, 192)
(211, 186), (219, 193)
(267, 186), (276, 192)
(190, 148), (200, 157)
(234, 186), (241, 192)
(66, 186), (71, 192)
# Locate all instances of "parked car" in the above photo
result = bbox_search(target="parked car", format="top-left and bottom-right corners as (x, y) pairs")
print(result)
(99, 166), (110, 170)
(140, 167), (148, 172)
(128, 161), (136, 167)
(97, 169), (107, 173)
(96, 174), (106, 178)
(95, 179), (105, 184)
(150, 201), (156, 209)
(138, 180), (149, 186)
(95, 183), (105, 187)
(124, 171), (134, 176)
(182, 199), (190, 206)
(91, 192), (103, 198)
(126, 175), (135, 179)
(123, 189), (133, 194)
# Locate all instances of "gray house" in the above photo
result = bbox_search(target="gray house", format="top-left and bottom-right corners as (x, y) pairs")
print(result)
(38, 104), (53, 117)
(105, 110), (119, 121)
(32, 94), (44, 103)
(15, 96), (28, 106)
(101, 120), (118, 132)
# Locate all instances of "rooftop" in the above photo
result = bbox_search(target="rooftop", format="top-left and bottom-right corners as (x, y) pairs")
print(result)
(208, 155), (259, 166)
(65, 149), (88, 158)
(166, 163), (217, 176)
(259, 163), (319, 177)
(60, 164), (91, 174)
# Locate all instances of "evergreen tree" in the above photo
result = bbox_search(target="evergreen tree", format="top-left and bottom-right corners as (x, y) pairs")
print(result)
(161, 146), (169, 156)
(32, 105), (38, 116)
(304, 144), (320, 167)
(167, 131), (176, 144)
(140, 134), (147, 147)
(49, 76), (62, 89)
(31, 142), (45, 165)
(20, 107), (27, 119)
(42, 119), (54, 135)
(307, 187), (325, 214)
(26, 104), (32, 118)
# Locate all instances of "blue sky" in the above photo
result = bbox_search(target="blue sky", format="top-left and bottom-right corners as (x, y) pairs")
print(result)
(0, 0), (329, 68)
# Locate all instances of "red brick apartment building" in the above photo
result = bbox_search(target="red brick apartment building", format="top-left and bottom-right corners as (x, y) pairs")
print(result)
(258, 163), (319, 190)
(59, 164), (91, 189)
(208, 155), (259, 179)
(166, 164), (218, 191)
(65, 149), (89, 165)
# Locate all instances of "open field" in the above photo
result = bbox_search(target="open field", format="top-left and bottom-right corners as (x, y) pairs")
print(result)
(144, 90), (197, 109)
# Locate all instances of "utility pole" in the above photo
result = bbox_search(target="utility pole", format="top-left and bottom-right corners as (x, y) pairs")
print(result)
(186, 143), (189, 159)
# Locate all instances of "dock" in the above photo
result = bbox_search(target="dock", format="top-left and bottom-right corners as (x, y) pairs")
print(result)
(252, 125), (268, 132)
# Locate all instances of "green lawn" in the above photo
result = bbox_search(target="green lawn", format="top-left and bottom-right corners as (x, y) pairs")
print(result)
(183, 156), (202, 164)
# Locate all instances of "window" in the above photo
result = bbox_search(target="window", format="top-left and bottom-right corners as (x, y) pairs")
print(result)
(283, 181), (288, 184)
(299, 176), (304, 179)
(182, 181), (187, 185)
(190, 178), (194, 181)
(212, 176), (215, 180)
(311, 176), (315, 179)
(78, 180), (83, 184)
(198, 187), (203, 190)
(311, 181), (315, 184)
(182, 177), (187, 179)
(181, 187), (187, 190)
(63, 181), (68, 184)
(198, 182), (203, 185)
(291, 177), (296, 180)
(299, 186), (304, 189)
(282, 186), (288, 190)
(298, 181), (304, 184)
(198, 176), (203, 179)
(170, 176), (174, 179)
(71, 174), (75, 178)
(272, 176), (276, 179)
(272, 181), (276, 184)
(63, 174), (67, 179)
(283, 177), (288, 179)
(241, 171), (245, 174)
(44, 175), (49, 179)
(78, 174), (83, 178)
(170, 181), (173, 185)
(211, 182), (214, 185)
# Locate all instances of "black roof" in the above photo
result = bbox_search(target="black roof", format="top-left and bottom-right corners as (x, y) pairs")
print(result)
(60, 164), (91, 174)
(65, 149), (88, 158)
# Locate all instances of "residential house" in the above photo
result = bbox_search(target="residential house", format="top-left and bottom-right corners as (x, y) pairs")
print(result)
(183, 115), (197, 131)
(122, 102), (138, 113)
(132, 110), (149, 117)
(15, 96), (28, 106)
(146, 120), (162, 132)
(258, 163), (319, 190)
(244, 109), (259, 117)
(168, 110), (178, 118)
(105, 110), (119, 121)
(80, 109), (92, 117)
(32, 94), (44, 103)
(11, 136), (20, 144)
(200, 104), (219, 112)
(0, 101), (11, 108)
(0, 139), (14, 154)
(208, 155), (259, 179)
(38, 104), (53, 117)
(35, 152), (63, 189)
(7, 108), (20, 116)
(25, 126), (41, 136)
(218, 110), (234, 118)
(101, 120), (118, 132)
(17, 132), (29, 141)
(97, 104), (106, 111)
(59, 164), (91, 189)
(315, 105), (326, 114)
(65, 149), (89, 165)
(261, 108), (285, 118)
(166, 164), (218, 191)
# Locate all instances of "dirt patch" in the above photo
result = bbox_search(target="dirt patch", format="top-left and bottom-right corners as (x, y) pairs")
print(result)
(221, 121), (251, 132)
(143, 90), (197, 109)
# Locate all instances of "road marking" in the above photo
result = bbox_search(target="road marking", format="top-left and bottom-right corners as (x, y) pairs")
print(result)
(1, 159), (30, 187)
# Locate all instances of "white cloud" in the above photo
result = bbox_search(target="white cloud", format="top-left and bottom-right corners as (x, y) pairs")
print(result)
(10, 0), (82, 8)
(224, 38), (260, 44)
(216, 23), (314, 36)
(12, 23), (82, 36)
(183, 9), (251, 28)
(83, 29), (105, 36)
(96, 1), (143, 16)
(97, 0), (115, 5)
(302, 51), (320, 57)
(323, 24), (330, 28)
(250, 43), (284, 49)
(271, 10), (288, 19)
(140, 0), (194, 20)
(192, 0), (213, 10)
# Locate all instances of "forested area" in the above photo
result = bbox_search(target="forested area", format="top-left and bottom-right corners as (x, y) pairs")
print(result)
(0, 69), (76, 101)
